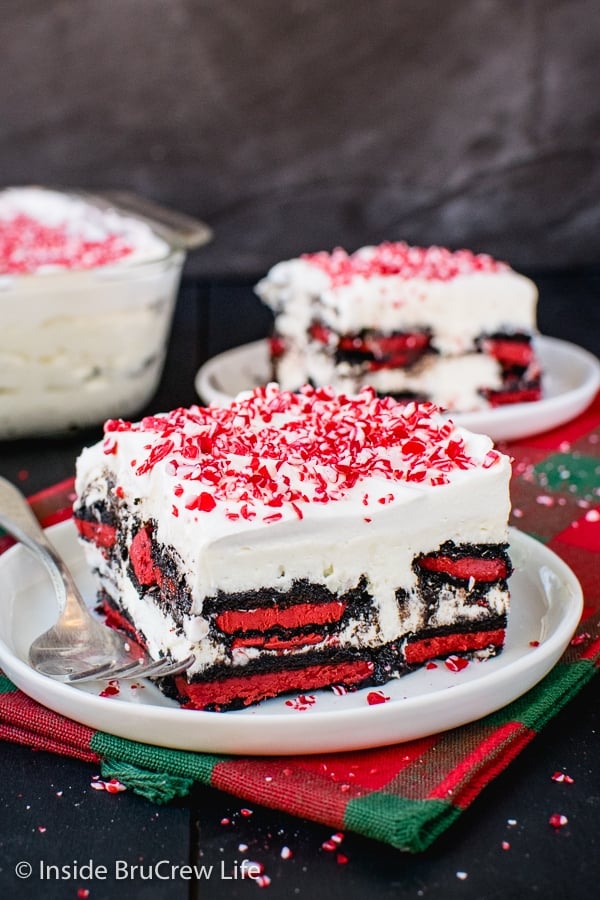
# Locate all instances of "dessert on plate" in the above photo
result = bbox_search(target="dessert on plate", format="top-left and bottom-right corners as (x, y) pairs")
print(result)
(0, 186), (185, 438)
(255, 242), (541, 412)
(74, 383), (513, 711)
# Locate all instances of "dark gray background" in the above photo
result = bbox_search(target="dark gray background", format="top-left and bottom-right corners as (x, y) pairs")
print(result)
(2, 0), (598, 277)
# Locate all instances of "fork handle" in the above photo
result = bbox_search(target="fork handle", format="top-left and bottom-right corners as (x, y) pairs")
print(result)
(0, 476), (76, 612)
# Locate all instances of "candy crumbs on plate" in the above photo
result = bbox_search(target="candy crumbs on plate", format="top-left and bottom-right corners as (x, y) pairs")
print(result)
(99, 679), (120, 698)
(366, 690), (390, 705)
(444, 655), (469, 672)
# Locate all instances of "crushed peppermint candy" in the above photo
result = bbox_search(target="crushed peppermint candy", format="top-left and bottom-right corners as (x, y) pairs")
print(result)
(366, 690), (390, 705)
(548, 813), (568, 829)
(285, 693), (317, 711)
(444, 655), (469, 673)
(0, 213), (134, 274)
(322, 832), (345, 851)
(105, 385), (496, 521)
(570, 632), (590, 646)
(302, 242), (508, 286)
(99, 679), (120, 698)
(90, 776), (127, 794)
(551, 772), (575, 784)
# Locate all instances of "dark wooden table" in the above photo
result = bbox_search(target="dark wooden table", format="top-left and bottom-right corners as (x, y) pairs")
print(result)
(1, 273), (599, 899)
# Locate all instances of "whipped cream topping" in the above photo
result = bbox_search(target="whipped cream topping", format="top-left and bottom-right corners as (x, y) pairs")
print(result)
(257, 251), (537, 352)
(101, 383), (502, 526)
(0, 187), (169, 275)
(303, 242), (508, 286)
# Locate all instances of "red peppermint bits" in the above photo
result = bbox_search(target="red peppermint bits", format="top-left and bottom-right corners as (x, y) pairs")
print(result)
(366, 690), (390, 705)
(551, 772), (574, 784)
(186, 492), (217, 513)
(99, 680), (120, 697)
(90, 776), (127, 793)
(444, 655), (469, 672)
(570, 632), (590, 646)
(104, 384), (497, 522)
(302, 242), (507, 286)
(0, 213), (134, 274)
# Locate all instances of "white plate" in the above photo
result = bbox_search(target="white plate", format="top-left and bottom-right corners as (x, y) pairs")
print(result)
(195, 335), (600, 443)
(0, 522), (583, 755)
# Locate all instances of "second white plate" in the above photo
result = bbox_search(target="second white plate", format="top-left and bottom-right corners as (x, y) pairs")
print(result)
(195, 335), (600, 443)
(0, 522), (583, 756)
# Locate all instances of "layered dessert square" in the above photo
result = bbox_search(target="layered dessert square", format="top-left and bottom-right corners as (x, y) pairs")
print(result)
(255, 242), (541, 412)
(74, 384), (513, 711)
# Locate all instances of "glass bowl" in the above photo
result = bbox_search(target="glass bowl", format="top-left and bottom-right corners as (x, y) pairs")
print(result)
(0, 189), (211, 439)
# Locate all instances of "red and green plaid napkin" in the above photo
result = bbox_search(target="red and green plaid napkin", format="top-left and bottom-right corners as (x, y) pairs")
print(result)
(1, 397), (599, 852)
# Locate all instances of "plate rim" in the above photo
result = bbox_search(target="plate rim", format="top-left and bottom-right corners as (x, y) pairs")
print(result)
(194, 335), (600, 443)
(0, 522), (583, 755)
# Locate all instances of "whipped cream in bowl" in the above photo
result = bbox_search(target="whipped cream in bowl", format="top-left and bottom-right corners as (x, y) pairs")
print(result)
(0, 186), (211, 438)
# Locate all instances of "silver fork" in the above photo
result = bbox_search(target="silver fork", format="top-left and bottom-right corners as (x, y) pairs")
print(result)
(0, 477), (194, 683)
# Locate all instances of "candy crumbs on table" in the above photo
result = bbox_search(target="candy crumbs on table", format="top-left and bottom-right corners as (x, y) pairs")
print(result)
(548, 813), (569, 829)
(90, 776), (127, 794)
(551, 771), (574, 783)
(570, 633), (591, 646)
(322, 832), (345, 852)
